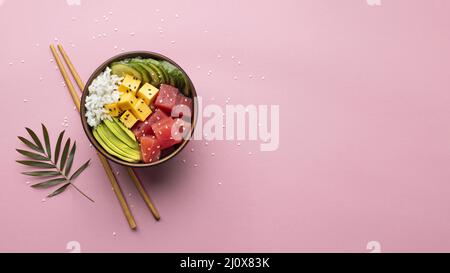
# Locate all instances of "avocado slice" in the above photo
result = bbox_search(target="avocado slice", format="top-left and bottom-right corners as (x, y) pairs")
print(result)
(96, 124), (141, 161)
(155, 61), (170, 84)
(160, 61), (186, 89)
(159, 61), (176, 86)
(130, 58), (164, 87)
(147, 59), (170, 84)
(93, 129), (138, 163)
(127, 63), (150, 83)
(112, 117), (136, 141)
(140, 63), (161, 86)
(130, 61), (160, 86)
(103, 119), (139, 149)
(145, 62), (164, 86)
(111, 63), (142, 81)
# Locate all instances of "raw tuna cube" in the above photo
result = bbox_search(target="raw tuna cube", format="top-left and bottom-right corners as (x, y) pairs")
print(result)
(140, 136), (161, 163)
(151, 117), (184, 149)
(132, 109), (169, 141)
(154, 84), (179, 114)
(173, 93), (193, 118)
(148, 108), (170, 124)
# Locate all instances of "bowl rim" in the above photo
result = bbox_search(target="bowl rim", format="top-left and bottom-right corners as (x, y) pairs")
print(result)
(80, 51), (198, 168)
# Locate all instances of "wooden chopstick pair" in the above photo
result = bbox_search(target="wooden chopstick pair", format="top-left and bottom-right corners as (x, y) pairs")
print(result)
(50, 44), (160, 230)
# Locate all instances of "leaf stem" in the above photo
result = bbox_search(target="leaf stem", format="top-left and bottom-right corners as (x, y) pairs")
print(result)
(70, 183), (95, 203)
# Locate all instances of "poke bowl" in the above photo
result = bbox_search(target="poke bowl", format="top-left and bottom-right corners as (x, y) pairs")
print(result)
(80, 51), (197, 168)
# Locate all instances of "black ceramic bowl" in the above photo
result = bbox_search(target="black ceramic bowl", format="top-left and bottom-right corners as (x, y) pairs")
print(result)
(80, 51), (197, 168)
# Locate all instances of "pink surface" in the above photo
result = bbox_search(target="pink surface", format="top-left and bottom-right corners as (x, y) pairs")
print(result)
(1, 0), (450, 252)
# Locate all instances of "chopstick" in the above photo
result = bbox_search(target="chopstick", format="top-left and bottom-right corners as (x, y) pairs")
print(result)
(127, 168), (160, 220)
(50, 44), (137, 230)
(55, 44), (161, 221)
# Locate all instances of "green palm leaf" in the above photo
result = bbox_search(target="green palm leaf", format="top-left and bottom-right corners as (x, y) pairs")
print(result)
(16, 160), (55, 168)
(70, 160), (90, 180)
(25, 127), (43, 150)
(18, 136), (43, 153)
(21, 171), (61, 177)
(42, 124), (51, 158)
(64, 142), (77, 176)
(31, 178), (66, 188)
(54, 130), (65, 165)
(47, 183), (70, 197)
(17, 125), (92, 202)
(16, 149), (49, 161)
(59, 138), (71, 170)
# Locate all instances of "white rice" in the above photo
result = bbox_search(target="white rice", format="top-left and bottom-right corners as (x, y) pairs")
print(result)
(85, 67), (122, 127)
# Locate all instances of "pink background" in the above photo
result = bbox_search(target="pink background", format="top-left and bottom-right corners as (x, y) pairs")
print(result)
(1, 0), (450, 252)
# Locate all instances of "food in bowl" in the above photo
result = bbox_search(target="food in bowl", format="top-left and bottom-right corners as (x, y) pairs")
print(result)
(84, 57), (193, 164)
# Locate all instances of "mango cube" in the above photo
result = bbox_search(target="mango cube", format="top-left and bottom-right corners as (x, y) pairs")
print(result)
(117, 92), (138, 111)
(130, 99), (152, 121)
(118, 74), (141, 94)
(137, 83), (159, 105)
(104, 103), (121, 117)
(119, 110), (138, 128)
